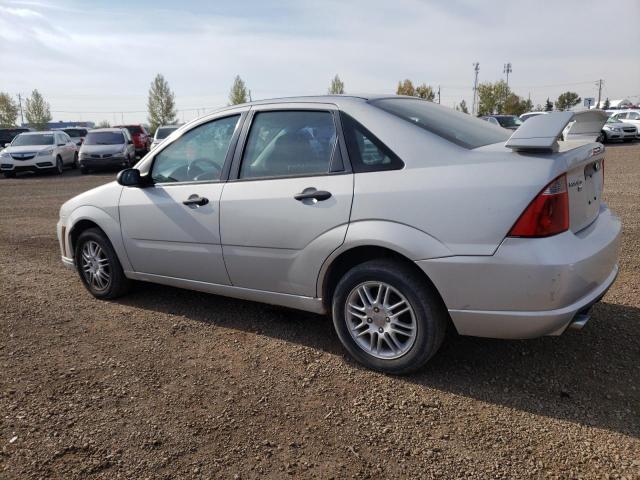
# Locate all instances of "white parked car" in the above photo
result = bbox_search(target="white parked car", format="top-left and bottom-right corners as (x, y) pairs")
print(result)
(608, 110), (640, 139)
(1, 131), (78, 178)
(597, 116), (637, 143)
(57, 96), (620, 373)
(150, 125), (180, 150)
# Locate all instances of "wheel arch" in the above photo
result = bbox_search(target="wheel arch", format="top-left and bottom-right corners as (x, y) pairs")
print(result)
(66, 206), (133, 272)
(319, 245), (447, 315)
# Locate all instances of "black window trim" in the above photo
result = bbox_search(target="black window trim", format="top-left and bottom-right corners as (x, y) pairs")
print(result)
(145, 111), (247, 187)
(228, 107), (351, 183)
(339, 111), (405, 173)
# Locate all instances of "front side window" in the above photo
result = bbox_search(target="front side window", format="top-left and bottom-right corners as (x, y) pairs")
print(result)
(239, 110), (337, 179)
(151, 115), (239, 183)
(613, 113), (627, 120)
(340, 112), (404, 173)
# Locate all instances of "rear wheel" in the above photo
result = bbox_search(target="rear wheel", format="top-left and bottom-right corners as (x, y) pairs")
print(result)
(74, 228), (131, 299)
(71, 152), (79, 169)
(596, 131), (606, 144)
(332, 259), (447, 374)
(80, 166), (89, 174)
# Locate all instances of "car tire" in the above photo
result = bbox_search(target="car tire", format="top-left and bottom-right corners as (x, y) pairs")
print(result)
(74, 227), (131, 299)
(80, 166), (89, 174)
(71, 152), (79, 169)
(55, 156), (63, 175)
(332, 259), (447, 375)
(3, 172), (16, 178)
(596, 131), (606, 144)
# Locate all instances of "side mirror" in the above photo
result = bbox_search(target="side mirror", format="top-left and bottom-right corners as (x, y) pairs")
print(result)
(117, 168), (146, 187)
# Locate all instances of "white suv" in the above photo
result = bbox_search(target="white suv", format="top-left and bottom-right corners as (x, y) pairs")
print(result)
(1, 131), (78, 178)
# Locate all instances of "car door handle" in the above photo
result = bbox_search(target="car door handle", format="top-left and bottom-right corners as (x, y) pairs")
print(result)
(182, 195), (209, 207)
(294, 188), (332, 202)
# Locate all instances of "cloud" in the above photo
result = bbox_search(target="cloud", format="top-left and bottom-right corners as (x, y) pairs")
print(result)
(0, 0), (638, 124)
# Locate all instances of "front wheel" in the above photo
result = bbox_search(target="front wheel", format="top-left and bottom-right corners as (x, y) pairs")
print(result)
(74, 228), (131, 299)
(55, 156), (63, 174)
(3, 172), (16, 178)
(332, 259), (447, 374)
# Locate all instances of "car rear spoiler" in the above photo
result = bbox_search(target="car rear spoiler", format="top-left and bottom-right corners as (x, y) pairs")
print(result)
(505, 110), (609, 152)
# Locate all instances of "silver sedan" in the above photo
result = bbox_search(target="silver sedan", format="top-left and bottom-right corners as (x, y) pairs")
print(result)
(56, 96), (620, 373)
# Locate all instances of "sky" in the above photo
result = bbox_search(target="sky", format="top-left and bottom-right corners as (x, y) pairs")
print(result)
(1, 0), (638, 125)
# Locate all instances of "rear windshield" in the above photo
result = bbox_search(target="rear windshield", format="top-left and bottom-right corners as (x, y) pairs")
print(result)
(12, 133), (54, 146)
(371, 98), (511, 149)
(84, 132), (125, 145)
(155, 126), (178, 139)
(123, 125), (143, 135)
(63, 128), (88, 137)
(496, 116), (523, 128)
(0, 129), (28, 142)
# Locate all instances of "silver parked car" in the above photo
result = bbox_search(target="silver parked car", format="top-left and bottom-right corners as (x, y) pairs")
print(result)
(78, 128), (136, 174)
(57, 96), (620, 373)
(150, 125), (180, 150)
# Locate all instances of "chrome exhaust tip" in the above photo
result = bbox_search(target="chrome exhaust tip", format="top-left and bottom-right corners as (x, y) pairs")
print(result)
(568, 313), (590, 331)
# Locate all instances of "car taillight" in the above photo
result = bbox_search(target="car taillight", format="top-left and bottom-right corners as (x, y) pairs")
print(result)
(508, 174), (569, 238)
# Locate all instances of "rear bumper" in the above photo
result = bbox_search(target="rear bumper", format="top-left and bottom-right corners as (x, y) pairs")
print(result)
(417, 206), (621, 339)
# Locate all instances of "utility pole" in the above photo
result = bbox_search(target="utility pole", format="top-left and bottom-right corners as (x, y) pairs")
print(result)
(472, 62), (480, 116)
(503, 62), (512, 89)
(596, 79), (603, 107)
(437, 85), (441, 104)
(17, 93), (24, 126)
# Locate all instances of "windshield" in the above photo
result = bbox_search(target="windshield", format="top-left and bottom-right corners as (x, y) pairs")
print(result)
(371, 98), (511, 149)
(63, 128), (87, 138)
(12, 133), (55, 146)
(84, 131), (125, 145)
(155, 126), (178, 140)
(496, 116), (523, 128)
(606, 117), (619, 124)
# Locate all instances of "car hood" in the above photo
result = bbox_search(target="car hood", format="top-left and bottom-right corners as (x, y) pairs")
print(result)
(80, 144), (125, 155)
(5, 144), (54, 153)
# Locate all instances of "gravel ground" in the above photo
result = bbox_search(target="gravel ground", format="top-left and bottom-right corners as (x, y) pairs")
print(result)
(1, 145), (639, 479)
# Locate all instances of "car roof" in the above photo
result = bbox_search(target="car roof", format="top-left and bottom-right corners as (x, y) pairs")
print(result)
(19, 131), (58, 135)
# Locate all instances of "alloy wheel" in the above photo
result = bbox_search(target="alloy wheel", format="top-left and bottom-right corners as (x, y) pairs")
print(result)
(345, 281), (417, 359)
(80, 240), (111, 291)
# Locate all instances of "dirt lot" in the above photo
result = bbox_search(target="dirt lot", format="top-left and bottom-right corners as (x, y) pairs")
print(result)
(1, 144), (639, 479)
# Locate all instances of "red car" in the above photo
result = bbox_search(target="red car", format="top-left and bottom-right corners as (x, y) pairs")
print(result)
(113, 125), (150, 156)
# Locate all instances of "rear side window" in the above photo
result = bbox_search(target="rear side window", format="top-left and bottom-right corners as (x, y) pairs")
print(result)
(371, 97), (511, 149)
(628, 112), (639, 120)
(340, 112), (404, 173)
(239, 110), (337, 179)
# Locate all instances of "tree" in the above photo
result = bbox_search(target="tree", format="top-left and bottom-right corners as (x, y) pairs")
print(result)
(229, 75), (249, 105)
(415, 84), (435, 101)
(397, 79), (435, 101)
(555, 91), (581, 111)
(396, 79), (415, 96)
(477, 80), (510, 115)
(503, 93), (533, 116)
(96, 120), (111, 128)
(458, 99), (469, 114)
(603, 98), (610, 109)
(544, 98), (554, 112)
(0, 92), (19, 127)
(534, 104), (544, 112)
(24, 89), (51, 131)
(328, 74), (345, 94)
(147, 74), (177, 133)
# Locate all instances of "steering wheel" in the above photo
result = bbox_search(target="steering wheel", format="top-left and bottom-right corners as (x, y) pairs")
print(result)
(187, 158), (221, 181)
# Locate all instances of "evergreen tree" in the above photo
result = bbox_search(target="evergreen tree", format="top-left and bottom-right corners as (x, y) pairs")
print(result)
(555, 91), (581, 111)
(328, 75), (345, 94)
(24, 89), (51, 131)
(147, 74), (177, 133)
(229, 75), (250, 105)
(544, 98), (554, 111)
